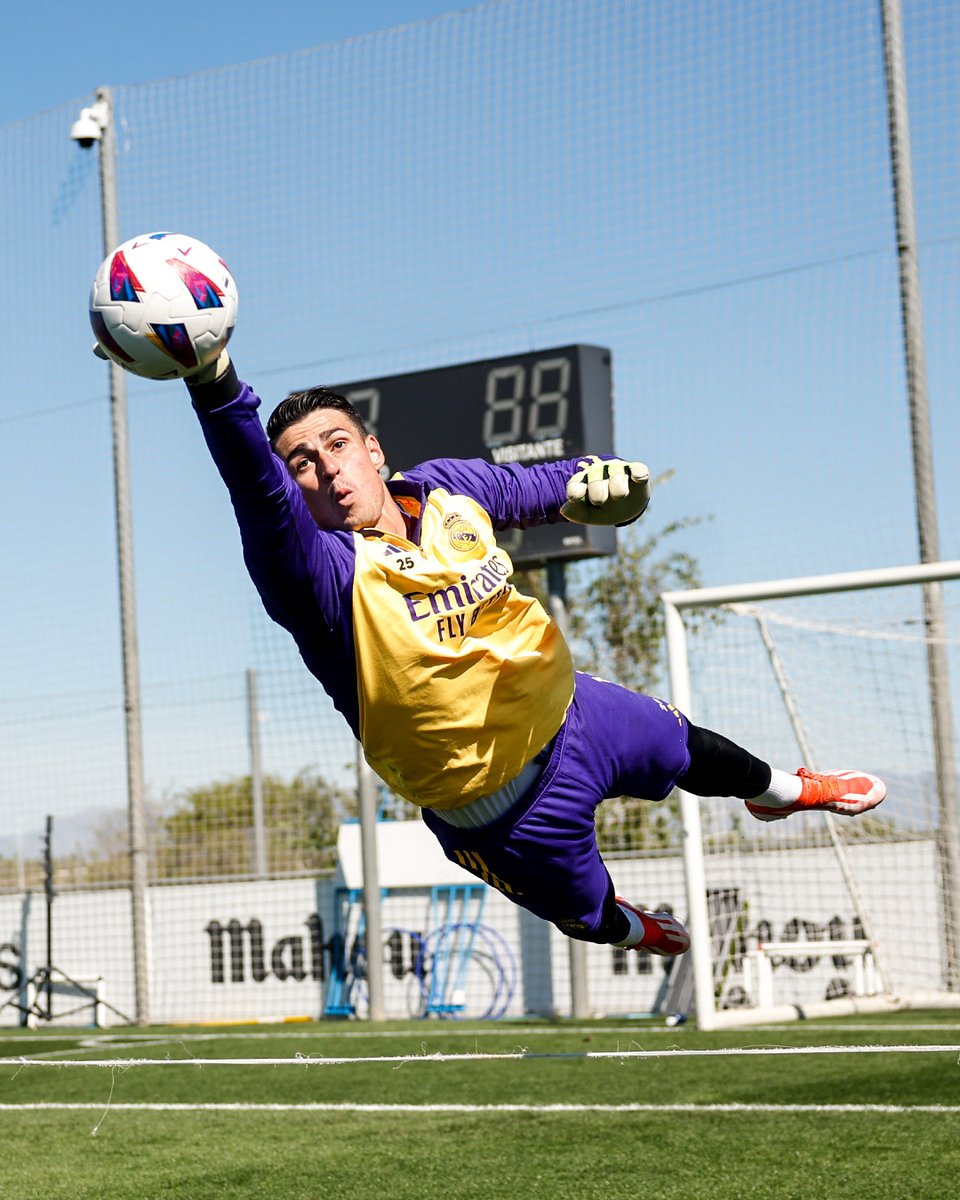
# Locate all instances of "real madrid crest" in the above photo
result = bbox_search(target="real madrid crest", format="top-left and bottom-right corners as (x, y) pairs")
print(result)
(443, 511), (480, 552)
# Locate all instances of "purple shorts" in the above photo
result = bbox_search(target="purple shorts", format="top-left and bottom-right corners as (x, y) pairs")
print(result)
(422, 672), (691, 938)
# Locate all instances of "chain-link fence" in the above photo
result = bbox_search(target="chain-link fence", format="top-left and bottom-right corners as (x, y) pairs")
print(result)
(1, 0), (957, 1022)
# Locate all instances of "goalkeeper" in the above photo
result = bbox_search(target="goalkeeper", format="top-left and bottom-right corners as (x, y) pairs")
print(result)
(184, 352), (886, 956)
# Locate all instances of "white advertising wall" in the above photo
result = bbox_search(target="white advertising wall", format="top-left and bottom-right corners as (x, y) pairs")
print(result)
(0, 831), (942, 1026)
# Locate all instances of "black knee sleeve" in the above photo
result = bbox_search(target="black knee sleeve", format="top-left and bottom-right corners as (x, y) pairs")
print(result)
(679, 723), (772, 799)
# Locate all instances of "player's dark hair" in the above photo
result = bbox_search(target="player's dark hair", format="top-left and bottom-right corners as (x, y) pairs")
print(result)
(266, 387), (368, 446)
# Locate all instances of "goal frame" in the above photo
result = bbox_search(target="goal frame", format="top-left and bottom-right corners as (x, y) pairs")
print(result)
(662, 559), (960, 1030)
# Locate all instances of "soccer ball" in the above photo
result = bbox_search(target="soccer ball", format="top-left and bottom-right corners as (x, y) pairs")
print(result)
(89, 232), (238, 380)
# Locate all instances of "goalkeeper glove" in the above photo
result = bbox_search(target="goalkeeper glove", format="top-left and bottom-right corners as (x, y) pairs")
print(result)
(560, 455), (650, 526)
(186, 349), (232, 386)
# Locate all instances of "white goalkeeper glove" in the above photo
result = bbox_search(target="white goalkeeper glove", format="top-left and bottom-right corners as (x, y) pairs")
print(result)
(560, 455), (650, 526)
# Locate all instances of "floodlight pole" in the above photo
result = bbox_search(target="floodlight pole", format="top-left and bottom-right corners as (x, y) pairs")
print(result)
(880, 0), (960, 989)
(80, 86), (152, 1024)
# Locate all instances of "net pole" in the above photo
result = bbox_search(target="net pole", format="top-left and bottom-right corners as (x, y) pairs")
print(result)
(93, 86), (151, 1025)
(880, 0), (960, 989)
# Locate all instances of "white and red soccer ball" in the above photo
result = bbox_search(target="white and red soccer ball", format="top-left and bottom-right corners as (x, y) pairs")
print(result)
(89, 232), (238, 380)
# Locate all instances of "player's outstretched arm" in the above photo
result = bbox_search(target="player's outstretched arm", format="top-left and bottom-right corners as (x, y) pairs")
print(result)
(182, 351), (358, 631)
(561, 455), (650, 526)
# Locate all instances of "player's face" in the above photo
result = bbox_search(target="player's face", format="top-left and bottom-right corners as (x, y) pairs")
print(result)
(274, 409), (393, 532)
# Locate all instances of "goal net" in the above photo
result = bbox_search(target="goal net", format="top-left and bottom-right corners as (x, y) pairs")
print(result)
(663, 562), (960, 1029)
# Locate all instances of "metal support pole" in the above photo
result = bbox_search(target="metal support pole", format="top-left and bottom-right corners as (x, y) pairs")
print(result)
(89, 86), (152, 1023)
(880, 0), (960, 989)
(547, 560), (590, 1018)
(43, 817), (54, 1021)
(246, 669), (267, 878)
(663, 601), (716, 1031)
(357, 746), (385, 1020)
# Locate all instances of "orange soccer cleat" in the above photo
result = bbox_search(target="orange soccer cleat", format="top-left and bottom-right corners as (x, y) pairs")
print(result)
(746, 768), (887, 823)
(615, 897), (691, 957)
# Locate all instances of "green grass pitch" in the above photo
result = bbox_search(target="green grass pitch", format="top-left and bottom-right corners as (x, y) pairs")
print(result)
(0, 1010), (958, 1200)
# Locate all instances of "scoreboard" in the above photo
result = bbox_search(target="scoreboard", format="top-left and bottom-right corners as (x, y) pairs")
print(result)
(331, 344), (617, 565)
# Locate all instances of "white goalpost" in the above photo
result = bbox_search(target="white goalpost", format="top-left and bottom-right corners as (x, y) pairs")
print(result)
(663, 560), (960, 1030)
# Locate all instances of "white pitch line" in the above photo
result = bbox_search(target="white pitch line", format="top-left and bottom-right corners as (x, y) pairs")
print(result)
(3, 1022), (957, 1051)
(2, 1102), (959, 1114)
(3, 1044), (960, 1068)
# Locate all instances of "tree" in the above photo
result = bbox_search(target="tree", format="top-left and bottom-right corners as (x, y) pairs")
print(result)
(154, 769), (355, 880)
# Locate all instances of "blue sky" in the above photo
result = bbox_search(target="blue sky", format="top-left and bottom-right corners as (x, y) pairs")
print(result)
(2, 1), (464, 124)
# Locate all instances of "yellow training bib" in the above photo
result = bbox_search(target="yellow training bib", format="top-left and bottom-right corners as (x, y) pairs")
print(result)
(351, 488), (573, 808)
